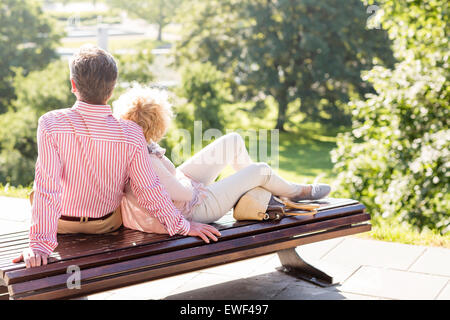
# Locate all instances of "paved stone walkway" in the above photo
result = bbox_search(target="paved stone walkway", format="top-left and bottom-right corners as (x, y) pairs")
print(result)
(1, 196), (449, 300)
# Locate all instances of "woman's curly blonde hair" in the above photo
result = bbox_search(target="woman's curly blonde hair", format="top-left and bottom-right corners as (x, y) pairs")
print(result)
(113, 86), (173, 143)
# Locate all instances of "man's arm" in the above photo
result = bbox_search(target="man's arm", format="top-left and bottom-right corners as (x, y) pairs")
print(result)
(128, 137), (221, 243)
(129, 137), (191, 236)
(14, 116), (63, 267)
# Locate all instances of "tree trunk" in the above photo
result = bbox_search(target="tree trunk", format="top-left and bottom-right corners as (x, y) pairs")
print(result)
(157, 23), (163, 41)
(275, 89), (288, 132)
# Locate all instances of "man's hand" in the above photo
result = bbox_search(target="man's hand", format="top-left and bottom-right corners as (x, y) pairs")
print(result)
(188, 221), (221, 243)
(12, 248), (49, 268)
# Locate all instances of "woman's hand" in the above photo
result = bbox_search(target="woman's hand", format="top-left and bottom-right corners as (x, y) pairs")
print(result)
(188, 221), (221, 243)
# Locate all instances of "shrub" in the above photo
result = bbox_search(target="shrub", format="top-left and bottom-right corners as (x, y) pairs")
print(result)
(332, 0), (449, 234)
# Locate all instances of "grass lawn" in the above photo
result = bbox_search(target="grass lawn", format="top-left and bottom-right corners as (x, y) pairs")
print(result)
(0, 184), (32, 199)
(276, 131), (337, 185)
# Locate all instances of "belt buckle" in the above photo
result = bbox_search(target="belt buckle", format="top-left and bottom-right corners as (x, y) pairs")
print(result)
(80, 217), (89, 223)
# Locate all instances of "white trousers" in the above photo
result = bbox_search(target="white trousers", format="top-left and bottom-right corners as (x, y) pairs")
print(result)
(178, 133), (300, 223)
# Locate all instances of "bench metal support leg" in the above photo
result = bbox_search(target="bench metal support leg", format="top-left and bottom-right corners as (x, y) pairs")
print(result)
(276, 248), (335, 287)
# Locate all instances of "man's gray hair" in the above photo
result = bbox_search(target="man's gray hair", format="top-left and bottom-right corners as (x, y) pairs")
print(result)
(69, 44), (118, 104)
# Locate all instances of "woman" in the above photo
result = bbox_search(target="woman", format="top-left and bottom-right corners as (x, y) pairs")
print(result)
(113, 86), (331, 236)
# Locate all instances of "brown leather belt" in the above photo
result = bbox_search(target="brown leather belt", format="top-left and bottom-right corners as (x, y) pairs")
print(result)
(59, 211), (114, 222)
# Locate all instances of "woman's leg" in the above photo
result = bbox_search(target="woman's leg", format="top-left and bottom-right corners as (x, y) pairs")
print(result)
(182, 133), (329, 223)
(178, 132), (253, 185)
(190, 162), (302, 223)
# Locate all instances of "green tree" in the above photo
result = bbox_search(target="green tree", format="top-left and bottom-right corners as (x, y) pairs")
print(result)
(176, 62), (233, 132)
(0, 0), (62, 113)
(108, 0), (183, 41)
(0, 60), (74, 186)
(176, 0), (394, 131)
(111, 42), (155, 100)
(0, 44), (158, 186)
(332, 0), (449, 234)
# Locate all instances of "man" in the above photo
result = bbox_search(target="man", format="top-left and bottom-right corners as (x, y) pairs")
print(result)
(13, 45), (221, 268)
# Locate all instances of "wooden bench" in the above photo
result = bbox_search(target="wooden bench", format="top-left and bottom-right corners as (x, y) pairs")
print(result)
(0, 198), (370, 300)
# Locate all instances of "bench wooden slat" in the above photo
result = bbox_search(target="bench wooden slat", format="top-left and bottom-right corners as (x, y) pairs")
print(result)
(0, 200), (362, 260)
(0, 221), (253, 276)
(7, 212), (369, 295)
(1, 202), (363, 263)
(0, 198), (358, 255)
(0, 285), (9, 300)
(0, 198), (370, 300)
(0, 239), (30, 250)
(0, 252), (29, 266)
(4, 210), (366, 287)
(2, 204), (365, 283)
(0, 236), (29, 248)
(0, 220), (252, 261)
(11, 223), (371, 300)
(0, 230), (28, 240)
(0, 248), (28, 261)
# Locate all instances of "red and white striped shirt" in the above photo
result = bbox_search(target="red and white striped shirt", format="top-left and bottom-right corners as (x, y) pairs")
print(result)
(30, 100), (190, 255)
